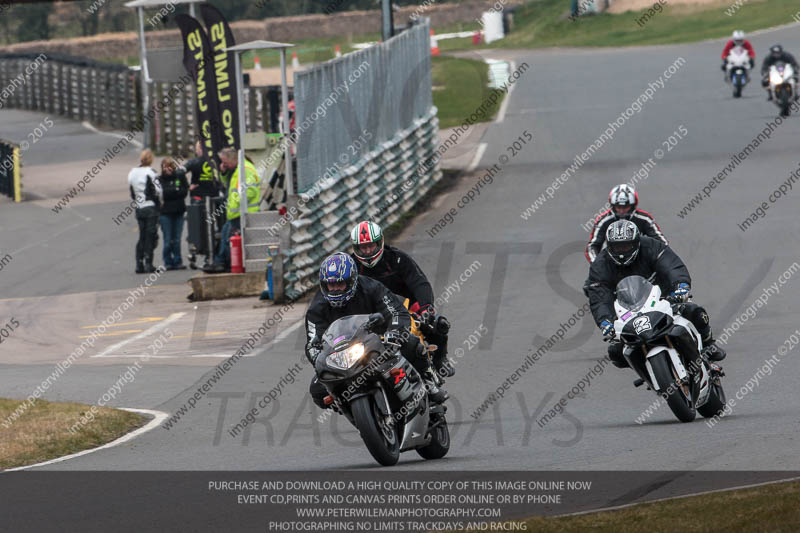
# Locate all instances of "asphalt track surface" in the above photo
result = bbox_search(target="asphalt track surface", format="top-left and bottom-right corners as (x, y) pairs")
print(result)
(4, 25), (800, 486)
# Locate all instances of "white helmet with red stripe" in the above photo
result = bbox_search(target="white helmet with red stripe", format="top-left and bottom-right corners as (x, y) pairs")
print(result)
(609, 184), (638, 220)
(350, 221), (384, 268)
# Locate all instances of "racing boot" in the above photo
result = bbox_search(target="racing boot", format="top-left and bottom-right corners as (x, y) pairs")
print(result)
(701, 335), (727, 362)
(767, 89), (773, 101)
(423, 368), (448, 404)
(607, 341), (630, 369)
(434, 357), (456, 378)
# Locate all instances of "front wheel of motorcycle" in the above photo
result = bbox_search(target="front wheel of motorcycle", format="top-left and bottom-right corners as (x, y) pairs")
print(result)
(698, 380), (726, 418)
(650, 351), (696, 423)
(416, 414), (450, 460)
(351, 395), (400, 466)
(733, 84), (742, 98)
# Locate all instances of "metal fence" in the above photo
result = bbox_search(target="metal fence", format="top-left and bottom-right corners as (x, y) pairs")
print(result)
(0, 52), (139, 131)
(0, 139), (21, 202)
(294, 20), (433, 193)
(0, 52), (288, 158)
(283, 20), (439, 298)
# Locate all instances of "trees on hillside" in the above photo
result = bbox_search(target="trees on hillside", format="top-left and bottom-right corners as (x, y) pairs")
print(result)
(1, 0), (463, 44)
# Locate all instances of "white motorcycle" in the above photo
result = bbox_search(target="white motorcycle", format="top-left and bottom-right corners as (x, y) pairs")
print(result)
(613, 276), (726, 423)
(768, 62), (796, 116)
(725, 46), (750, 98)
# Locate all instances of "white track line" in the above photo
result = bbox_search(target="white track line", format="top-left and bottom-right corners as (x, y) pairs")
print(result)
(468, 143), (488, 172)
(556, 475), (800, 518)
(3, 408), (167, 472)
(495, 60), (516, 123)
(89, 318), (304, 359)
(81, 120), (143, 148)
(91, 312), (185, 358)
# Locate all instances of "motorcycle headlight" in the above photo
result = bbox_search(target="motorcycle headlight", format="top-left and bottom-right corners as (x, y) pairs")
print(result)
(771, 71), (783, 85)
(326, 343), (366, 370)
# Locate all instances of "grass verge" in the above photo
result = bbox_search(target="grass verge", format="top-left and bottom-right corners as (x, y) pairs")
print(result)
(432, 55), (503, 129)
(461, 479), (800, 532)
(461, 0), (800, 50)
(0, 397), (147, 470)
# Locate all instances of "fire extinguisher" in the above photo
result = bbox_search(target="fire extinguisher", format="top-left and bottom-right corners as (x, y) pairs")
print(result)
(230, 233), (244, 274)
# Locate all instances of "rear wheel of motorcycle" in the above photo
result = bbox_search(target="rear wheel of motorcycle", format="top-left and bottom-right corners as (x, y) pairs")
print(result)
(351, 395), (400, 466)
(698, 380), (726, 418)
(650, 352), (696, 423)
(416, 415), (450, 460)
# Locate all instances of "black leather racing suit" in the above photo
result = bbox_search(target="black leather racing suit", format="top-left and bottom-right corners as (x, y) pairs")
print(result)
(583, 236), (713, 365)
(305, 276), (424, 409)
(353, 245), (450, 369)
(761, 51), (800, 79)
(585, 209), (668, 263)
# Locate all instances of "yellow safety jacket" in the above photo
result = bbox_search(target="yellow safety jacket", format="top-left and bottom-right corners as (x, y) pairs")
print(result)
(226, 159), (261, 220)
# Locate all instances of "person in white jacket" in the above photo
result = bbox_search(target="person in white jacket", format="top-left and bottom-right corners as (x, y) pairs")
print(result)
(128, 149), (163, 273)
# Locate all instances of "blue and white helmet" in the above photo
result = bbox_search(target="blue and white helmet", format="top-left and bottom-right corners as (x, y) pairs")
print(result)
(319, 252), (358, 308)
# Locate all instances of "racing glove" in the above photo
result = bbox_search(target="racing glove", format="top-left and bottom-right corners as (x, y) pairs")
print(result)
(668, 283), (691, 303)
(720, 62), (726, 72)
(599, 319), (615, 341)
(306, 338), (323, 364)
(749, 58), (755, 68)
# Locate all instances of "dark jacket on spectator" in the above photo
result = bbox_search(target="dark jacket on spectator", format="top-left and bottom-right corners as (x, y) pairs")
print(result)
(158, 170), (189, 215)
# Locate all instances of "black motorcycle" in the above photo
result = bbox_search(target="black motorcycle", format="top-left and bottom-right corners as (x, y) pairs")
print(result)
(613, 276), (726, 423)
(314, 313), (449, 466)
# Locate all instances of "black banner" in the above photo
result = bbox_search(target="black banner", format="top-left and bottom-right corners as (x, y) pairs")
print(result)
(201, 3), (240, 151)
(175, 14), (223, 164)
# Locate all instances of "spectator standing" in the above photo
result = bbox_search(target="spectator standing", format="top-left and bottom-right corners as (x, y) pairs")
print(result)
(204, 148), (261, 273)
(128, 149), (162, 274)
(158, 157), (189, 270)
(184, 139), (219, 200)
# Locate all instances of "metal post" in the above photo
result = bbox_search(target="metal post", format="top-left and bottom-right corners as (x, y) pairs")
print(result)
(137, 6), (151, 148)
(381, 0), (394, 41)
(189, 2), (196, 17)
(205, 195), (214, 267)
(280, 48), (293, 196)
(234, 51), (248, 268)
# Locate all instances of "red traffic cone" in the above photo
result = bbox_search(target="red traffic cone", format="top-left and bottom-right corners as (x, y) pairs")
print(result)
(430, 29), (440, 56)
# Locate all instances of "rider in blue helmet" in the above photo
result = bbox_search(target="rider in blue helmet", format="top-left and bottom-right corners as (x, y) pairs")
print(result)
(306, 253), (448, 407)
(318, 251), (360, 308)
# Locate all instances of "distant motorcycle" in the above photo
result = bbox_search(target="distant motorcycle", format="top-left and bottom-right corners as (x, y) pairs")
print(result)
(725, 45), (750, 98)
(314, 313), (450, 466)
(612, 276), (726, 423)
(768, 62), (796, 116)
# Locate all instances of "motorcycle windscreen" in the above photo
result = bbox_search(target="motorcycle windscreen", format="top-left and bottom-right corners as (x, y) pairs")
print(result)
(615, 276), (653, 312)
(322, 314), (371, 347)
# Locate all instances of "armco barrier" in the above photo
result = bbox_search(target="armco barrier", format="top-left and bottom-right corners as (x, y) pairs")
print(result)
(283, 107), (440, 299)
(279, 20), (439, 299)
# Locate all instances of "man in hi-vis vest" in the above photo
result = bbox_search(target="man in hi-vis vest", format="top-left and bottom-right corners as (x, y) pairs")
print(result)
(204, 147), (261, 273)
